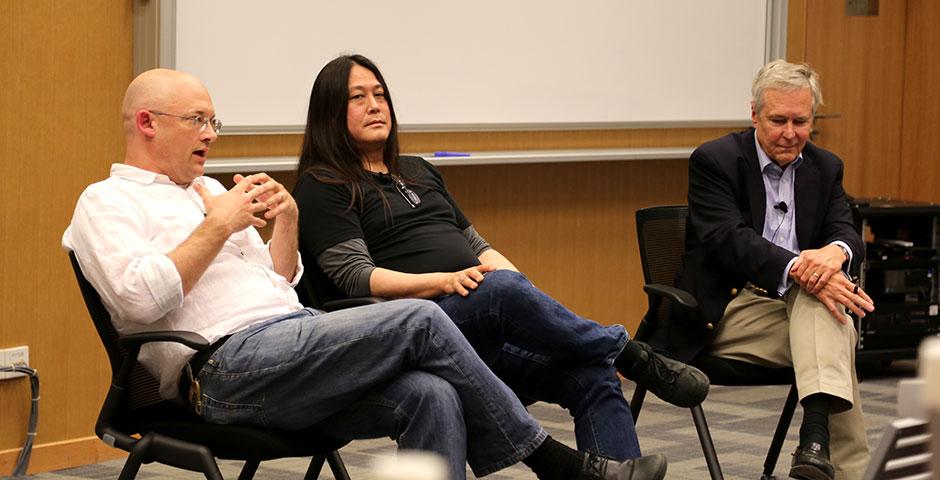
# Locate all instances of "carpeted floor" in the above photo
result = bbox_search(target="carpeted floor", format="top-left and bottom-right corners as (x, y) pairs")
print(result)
(15, 362), (915, 480)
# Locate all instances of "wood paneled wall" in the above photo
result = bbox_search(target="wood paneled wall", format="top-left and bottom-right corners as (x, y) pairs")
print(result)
(437, 160), (689, 323)
(4, 0), (939, 474)
(794, 0), (940, 203)
(0, 0), (133, 472)
(800, 0), (908, 199)
(899, 1), (940, 201)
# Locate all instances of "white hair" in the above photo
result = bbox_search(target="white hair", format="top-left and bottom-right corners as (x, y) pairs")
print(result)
(752, 59), (823, 115)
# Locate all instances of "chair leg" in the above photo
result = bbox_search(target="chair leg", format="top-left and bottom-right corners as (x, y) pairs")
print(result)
(117, 452), (145, 480)
(304, 454), (327, 480)
(762, 384), (799, 479)
(691, 405), (724, 480)
(237, 459), (260, 480)
(198, 458), (225, 480)
(118, 436), (153, 480)
(629, 385), (647, 422)
(326, 451), (351, 480)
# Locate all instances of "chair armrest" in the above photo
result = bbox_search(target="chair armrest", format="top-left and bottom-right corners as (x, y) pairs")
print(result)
(634, 283), (699, 343)
(643, 283), (698, 309)
(118, 331), (211, 351)
(321, 297), (386, 312)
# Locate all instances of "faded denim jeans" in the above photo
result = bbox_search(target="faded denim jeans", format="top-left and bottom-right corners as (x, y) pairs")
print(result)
(198, 299), (546, 479)
(436, 270), (640, 460)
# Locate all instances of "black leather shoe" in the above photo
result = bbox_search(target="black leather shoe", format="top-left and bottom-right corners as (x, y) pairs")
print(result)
(789, 442), (834, 480)
(579, 452), (667, 480)
(620, 341), (709, 408)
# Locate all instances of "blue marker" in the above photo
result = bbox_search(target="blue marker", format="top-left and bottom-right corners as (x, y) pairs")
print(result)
(433, 151), (471, 157)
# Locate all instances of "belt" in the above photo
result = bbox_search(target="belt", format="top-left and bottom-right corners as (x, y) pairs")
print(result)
(178, 335), (231, 415)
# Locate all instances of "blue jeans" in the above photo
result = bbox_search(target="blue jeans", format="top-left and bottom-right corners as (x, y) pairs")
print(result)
(435, 270), (640, 460)
(197, 299), (546, 479)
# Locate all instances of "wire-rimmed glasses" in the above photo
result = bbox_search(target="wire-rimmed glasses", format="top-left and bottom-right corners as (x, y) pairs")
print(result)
(149, 110), (223, 134)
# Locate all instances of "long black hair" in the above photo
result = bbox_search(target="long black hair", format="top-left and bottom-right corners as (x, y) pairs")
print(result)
(296, 54), (402, 208)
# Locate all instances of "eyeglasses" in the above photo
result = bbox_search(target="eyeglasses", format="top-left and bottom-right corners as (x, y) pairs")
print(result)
(149, 110), (223, 134)
(390, 174), (421, 208)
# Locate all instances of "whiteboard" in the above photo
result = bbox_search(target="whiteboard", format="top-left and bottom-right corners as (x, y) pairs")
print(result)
(164, 0), (779, 133)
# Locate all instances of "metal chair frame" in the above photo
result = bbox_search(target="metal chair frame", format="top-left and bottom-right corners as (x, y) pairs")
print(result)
(630, 205), (799, 480)
(69, 252), (352, 480)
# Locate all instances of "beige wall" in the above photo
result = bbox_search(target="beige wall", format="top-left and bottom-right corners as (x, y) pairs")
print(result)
(0, 0), (134, 472)
(2, 0), (939, 474)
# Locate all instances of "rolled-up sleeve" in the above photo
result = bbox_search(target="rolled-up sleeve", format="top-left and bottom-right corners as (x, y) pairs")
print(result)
(63, 187), (185, 325)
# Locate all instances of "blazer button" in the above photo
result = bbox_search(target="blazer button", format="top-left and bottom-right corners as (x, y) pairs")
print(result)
(706, 322), (715, 331)
(730, 287), (738, 296)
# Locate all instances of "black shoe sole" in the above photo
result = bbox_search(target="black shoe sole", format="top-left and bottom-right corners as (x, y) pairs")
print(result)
(789, 464), (833, 480)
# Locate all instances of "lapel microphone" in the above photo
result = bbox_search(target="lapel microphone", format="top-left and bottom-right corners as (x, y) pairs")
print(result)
(770, 201), (789, 243)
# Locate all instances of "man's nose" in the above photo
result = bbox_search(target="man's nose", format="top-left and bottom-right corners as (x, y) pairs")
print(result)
(781, 122), (795, 138)
(366, 95), (380, 112)
(202, 125), (219, 143)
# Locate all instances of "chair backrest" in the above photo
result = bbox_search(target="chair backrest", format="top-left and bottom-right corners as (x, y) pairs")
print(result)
(635, 205), (689, 326)
(68, 252), (164, 411)
(296, 245), (348, 309)
(633, 206), (795, 385)
(863, 417), (932, 480)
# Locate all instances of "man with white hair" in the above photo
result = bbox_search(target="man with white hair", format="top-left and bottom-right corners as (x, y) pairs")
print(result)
(649, 60), (874, 480)
(62, 68), (667, 480)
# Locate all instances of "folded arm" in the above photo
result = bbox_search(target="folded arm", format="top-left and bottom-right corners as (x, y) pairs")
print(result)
(318, 237), (497, 299)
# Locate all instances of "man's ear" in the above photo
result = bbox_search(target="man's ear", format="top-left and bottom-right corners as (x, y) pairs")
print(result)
(750, 101), (759, 127)
(136, 110), (157, 138)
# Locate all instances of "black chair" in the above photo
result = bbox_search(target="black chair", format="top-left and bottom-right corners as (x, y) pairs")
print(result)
(295, 245), (386, 311)
(629, 205), (799, 480)
(69, 252), (352, 480)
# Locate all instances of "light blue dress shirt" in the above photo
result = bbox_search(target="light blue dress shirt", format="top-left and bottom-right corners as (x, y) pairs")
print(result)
(753, 132), (852, 295)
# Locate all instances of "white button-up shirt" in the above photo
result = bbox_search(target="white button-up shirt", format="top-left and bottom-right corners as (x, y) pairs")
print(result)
(63, 164), (304, 398)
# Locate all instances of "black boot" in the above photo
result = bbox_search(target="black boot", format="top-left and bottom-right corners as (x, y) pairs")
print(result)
(618, 341), (709, 407)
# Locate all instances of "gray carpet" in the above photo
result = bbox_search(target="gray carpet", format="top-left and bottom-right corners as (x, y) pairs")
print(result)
(17, 362), (914, 480)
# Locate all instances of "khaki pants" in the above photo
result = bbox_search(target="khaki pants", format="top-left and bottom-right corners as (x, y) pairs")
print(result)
(707, 288), (870, 480)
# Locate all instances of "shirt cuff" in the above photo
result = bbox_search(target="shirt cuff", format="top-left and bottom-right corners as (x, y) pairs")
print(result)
(285, 255), (304, 287)
(830, 241), (853, 272)
(142, 254), (185, 315)
(778, 256), (800, 297)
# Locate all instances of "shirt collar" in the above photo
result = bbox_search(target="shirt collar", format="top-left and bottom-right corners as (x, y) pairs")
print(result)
(754, 130), (803, 173)
(109, 163), (206, 188)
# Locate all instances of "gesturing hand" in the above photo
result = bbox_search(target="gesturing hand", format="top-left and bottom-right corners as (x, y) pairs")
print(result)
(232, 173), (297, 223)
(440, 265), (498, 297)
(193, 173), (276, 235)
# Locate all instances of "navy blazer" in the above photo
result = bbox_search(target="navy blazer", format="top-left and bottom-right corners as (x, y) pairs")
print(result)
(651, 129), (863, 361)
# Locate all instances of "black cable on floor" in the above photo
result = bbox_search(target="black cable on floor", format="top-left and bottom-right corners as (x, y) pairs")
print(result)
(0, 366), (39, 477)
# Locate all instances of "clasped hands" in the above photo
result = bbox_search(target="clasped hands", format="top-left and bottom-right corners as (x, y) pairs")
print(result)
(193, 173), (297, 234)
(789, 243), (874, 324)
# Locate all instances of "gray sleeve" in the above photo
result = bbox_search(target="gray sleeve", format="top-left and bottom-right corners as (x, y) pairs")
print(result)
(316, 238), (376, 297)
(462, 225), (492, 257)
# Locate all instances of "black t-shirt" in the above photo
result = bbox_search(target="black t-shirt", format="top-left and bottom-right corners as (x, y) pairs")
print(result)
(294, 155), (481, 275)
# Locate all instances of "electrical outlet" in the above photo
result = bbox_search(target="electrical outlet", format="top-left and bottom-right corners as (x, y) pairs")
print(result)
(0, 346), (29, 380)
